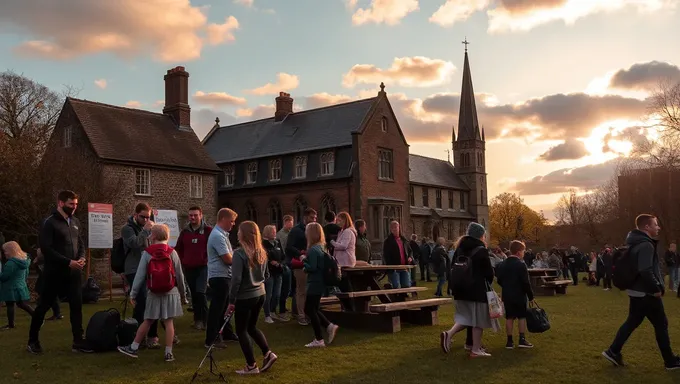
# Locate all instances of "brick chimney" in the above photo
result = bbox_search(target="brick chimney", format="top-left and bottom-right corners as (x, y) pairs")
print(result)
(275, 92), (293, 122)
(163, 66), (191, 129)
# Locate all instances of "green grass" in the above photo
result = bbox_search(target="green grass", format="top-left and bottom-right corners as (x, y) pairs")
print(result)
(3, 277), (680, 383)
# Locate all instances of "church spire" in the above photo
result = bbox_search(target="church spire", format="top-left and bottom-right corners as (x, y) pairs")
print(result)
(457, 39), (481, 142)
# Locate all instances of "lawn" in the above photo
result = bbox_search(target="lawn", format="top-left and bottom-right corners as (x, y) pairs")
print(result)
(2, 277), (680, 384)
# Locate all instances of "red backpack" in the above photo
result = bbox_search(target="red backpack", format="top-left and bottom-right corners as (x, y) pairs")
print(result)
(146, 253), (176, 294)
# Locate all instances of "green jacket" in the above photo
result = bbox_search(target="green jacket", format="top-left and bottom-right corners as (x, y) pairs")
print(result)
(304, 244), (326, 296)
(0, 257), (31, 302)
(355, 234), (371, 262)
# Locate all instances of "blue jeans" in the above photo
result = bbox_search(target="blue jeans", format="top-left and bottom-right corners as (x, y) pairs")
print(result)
(264, 274), (283, 317)
(435, 273), (447, 296)
(389, 270), (411, 289)
(280, 266), (291, 314)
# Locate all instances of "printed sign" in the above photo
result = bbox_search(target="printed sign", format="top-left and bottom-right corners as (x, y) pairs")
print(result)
(154, 209), (180, 247)
(88, 203), (113, 249)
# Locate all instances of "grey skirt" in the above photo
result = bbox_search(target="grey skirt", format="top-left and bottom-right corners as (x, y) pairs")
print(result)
(454, 299), (493, 329)
(144, 287), (184, 320)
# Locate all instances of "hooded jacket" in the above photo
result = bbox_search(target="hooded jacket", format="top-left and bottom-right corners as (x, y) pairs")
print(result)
(626, 229), (663, 296)
(175, 221), (213, 268)
(451, 236), (494, 303)
(39, 210), (85, 272)
(121, 216), (151, 276)
(332, 227), (357, 267)
(355, 231), (371, 262)
(0, 257), (31, 302)
(130, 243), (185, 299)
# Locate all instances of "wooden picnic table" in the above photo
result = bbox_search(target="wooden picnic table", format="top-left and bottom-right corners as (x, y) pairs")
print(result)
(528, 268), (570, 296)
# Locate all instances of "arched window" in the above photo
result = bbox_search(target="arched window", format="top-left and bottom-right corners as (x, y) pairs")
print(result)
(268, 199), (282, 229)
(294, 156), (307, 179)
(293, 196), (307, 224)
(245, 201), (257, 223)
(320, 193), (336, 222)
(381, 116), (388, 132)
(320, 152), (335, 176)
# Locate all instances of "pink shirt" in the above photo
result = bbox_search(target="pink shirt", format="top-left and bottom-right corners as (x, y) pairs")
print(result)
(395, 237), (406, 265)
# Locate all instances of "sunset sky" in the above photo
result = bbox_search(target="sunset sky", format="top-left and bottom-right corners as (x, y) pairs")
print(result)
(1, 0), (679, 217)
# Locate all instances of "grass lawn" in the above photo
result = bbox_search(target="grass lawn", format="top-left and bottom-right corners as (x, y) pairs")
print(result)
(3, 276), (680, 383)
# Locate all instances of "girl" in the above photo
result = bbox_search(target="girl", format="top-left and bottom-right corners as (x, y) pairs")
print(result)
(331, 212), (357, 268)
(262, 224), (286, 324)
(303, 223), (339, 348)
(118, 224), (185, 362)
(226, 221), (278, 375)
(0, 242), (35, 330)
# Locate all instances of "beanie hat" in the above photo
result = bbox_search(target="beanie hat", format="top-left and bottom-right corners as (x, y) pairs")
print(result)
(467, 222), (486, 239)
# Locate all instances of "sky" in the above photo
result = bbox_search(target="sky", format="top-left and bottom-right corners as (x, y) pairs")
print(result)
(1, 0), (679, 218)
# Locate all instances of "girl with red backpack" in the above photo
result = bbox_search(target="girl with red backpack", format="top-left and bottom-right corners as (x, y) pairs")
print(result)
(118, 224), (186, 362)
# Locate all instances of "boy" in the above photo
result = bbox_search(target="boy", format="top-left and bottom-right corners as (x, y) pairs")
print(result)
(496, 240), (534, 349)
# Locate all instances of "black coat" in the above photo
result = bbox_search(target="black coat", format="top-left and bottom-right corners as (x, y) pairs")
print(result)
(409, 240), (421, 262)
(383, 234), (412, 266)
(496, 256), (534, 303)
(285, 222), (307, 266)
(431, 245), (448, 276)
(263, 238), (285, 275)
(452, 236), (494, 303)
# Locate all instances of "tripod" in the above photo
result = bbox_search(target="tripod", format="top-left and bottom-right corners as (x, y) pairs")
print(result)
(189, 311), (233, 383)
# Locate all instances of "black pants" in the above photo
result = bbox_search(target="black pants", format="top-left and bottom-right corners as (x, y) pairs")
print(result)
(466, 327), (473, 346)
(234, 295), (269, 366)
(36, 270), (61, 316)
(125, 274), (159, 338)
(561, 268), (570, 279)
(419, 262), (431, 281)
(603, 273), (613, 289)
(569, 265), (579, 285)
(305, 294), (331, 341)
(184, 266), (208, 325)
(609, 295), (675, 364)
(29, 269), (83, 343)
(6, 301), (34, 327)
(280, 266), (290, 314)
(206, 277), (235, 345)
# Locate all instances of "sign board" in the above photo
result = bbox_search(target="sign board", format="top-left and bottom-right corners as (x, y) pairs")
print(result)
(88, 203), (113, 249)
(154, 209), (180, 247)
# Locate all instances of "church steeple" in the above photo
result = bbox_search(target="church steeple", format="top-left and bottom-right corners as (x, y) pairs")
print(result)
(457, 39), (482, 142)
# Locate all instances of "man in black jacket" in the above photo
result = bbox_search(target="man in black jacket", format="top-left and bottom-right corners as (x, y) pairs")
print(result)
(28, 190), (92, 354)
(419, 238), (432, 282)
(603, 214), (680, 369)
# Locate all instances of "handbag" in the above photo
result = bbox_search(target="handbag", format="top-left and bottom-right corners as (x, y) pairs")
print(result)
(526, 301), (551, 333)
(485, 281), (503, 320)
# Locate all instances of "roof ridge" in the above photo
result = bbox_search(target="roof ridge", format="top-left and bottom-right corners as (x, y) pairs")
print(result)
(410, 153), (452, 164)
(68, 97), (166, 118)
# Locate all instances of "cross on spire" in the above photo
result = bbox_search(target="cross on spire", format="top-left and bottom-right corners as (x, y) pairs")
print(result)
(462, 37), (470, 52)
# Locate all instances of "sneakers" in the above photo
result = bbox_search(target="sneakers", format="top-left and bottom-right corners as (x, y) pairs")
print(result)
(145, 338), (161, 349)
(193, 322), (205, 331)
(518, 339), (534, 349)
(298, 316), (309, 326)
(27, 341), (43, 355)
(272, 313), (290, 322)
(261, 351), (278, 372)
(173, 335), (181, 345)
(236, 364), (260, 375)
(305, 339), (326, 348)
(505, 340), (514, 349)
(665, 356), (680, 371)
(264, 316), (274, 324)
(602, 349), (624, 367)
(464, 344), (487, 352)
(326, 324), (339, 344)
(72, 341), (94, 353)
(440, 331), (451, 354)
(46, 315), (64, 321)
(118, 345), (139, 358)
(470, 350), (492, 358)
(165, 352), (175, 362)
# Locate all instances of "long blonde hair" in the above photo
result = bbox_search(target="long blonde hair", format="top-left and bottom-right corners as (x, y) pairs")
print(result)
(337, 211), (354, 230)
(306, 222), (326, 251)
(2, 241), (27, 260)
(238, 221), (267, 268)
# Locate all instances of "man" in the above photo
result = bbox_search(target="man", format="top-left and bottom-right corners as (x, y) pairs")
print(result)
(355, 219), (371, 263)
(431, 237), (449, 297)
(409, 234), (422, 284)
(602, 248), (614, 291)
(603, 214), (680, 370)
(567, 246), (581, 286)
(323, 211), (341, 255)
(28, 190), (91, 354)
(286, 208), (317, 325)
(175, 206), (212, 330)
(277, 215), (294, 319)
(382, 221), (413, 289)
(205, 208), (239, 348)
(419, 238), (432, 282)
(665, 243), (678, 292)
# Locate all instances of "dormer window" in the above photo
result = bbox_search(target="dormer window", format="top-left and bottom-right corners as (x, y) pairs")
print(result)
(320, 152), (335, 176)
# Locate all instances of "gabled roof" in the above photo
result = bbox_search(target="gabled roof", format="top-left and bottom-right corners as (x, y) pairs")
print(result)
(203, 97), (377, 164)
(409, 154), (469, 190)
(456, 50), (482, 142)
(67, 98), (219, 172)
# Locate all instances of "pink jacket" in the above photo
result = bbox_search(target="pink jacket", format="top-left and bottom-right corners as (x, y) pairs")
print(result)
(331, 227), (357, 267)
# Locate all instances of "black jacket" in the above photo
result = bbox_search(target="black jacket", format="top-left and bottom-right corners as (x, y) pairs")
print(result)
(496, 256), (534, 303)
(452, 236), (494, 303)
(39, 210), (85, 273)
(285, 222), (307, 267)
(324, 223), (341, 254)
(431, 245), (448, 275)
(263, 238), (285, 275)
(665, 250), (677, 267)
(419, 242), (431, 264)
(409, 240), (421, 262)
(627, 229), (663, 295)
(383, 234), (412, 266)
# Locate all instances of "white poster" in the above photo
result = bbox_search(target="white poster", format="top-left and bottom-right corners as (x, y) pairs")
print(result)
(88, 203), (113, 249)
(154, 209), (180, 247)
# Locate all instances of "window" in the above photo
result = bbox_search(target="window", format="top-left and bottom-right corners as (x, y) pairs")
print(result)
(320, 152), (335, 176)
(381, 117), (388, 132)
(189, 175), (203, 198)
(245, 201), (257, 222)
(422, 188), (429, 207)
(135, 169), (150, 196)
(269, 159), (281, 181)
(269, 200), (282, 229)
(246, 162), (258, 184)
(435, 189), (442, 209)
(63, 126), (72, 148)
(378, 149), (393, 180)
(448, 222), (454, 240)
(320, 194), (336, 221)
(294, 156), (307, 179)
(448, 190), (454, 209)
(409, 185), (415, 206)
(382, 205), (403, 238)
(293, 196), (307, 224)
(223, 165), (235, 187)
(460, 191), (466, 210)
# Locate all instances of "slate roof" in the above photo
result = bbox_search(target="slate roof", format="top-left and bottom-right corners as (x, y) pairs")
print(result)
(67, 98), (219, 172)
(203, 98), (377, 163)
(409, 154), (469, 190)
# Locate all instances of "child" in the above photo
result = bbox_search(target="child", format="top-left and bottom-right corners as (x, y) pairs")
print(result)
(495, 240), (534, 349)
(0, 242), (35, 330)
(118, 224), (186, 362)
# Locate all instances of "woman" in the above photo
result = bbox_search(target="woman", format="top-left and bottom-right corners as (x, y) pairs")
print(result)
(303, 223), (339, 348)
(0, 242), (34, 330)
(226, 221), (278, 374)
(588, 252), (598, 286)
(331, 212), (357, 268)
(262, 225), (287, 323)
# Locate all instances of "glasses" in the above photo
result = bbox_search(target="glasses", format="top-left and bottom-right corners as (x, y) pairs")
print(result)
(139, 215), (150, 220)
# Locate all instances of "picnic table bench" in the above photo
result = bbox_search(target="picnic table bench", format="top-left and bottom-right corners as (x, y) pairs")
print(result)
(529, 268), (570, 296)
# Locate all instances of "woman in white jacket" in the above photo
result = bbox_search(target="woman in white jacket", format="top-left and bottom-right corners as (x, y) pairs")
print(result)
(331, 212), (357, 268)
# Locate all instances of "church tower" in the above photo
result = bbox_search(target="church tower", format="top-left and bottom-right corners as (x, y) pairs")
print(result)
(452, 40), (489, 231)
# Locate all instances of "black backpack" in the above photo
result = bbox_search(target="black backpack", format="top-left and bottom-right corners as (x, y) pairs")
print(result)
(448, 246), (484, 296)
(85, 308), (121, 352)
(82, 277), (101, 304)
(612, 246), (637, 290)
(111, 225), (139, 274)
(323, 251), (342, 286)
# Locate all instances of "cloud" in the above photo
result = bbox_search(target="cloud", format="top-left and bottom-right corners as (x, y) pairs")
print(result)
(429, 0), (490, 27)
(94, 79), (107, 89)
(193, 91), (247, 106)
(609, 61), (680, 91)
(350, 0), (419, 25)
(343, 56), (455, 88)
(538, 139), (589, 161)
(125, 100), (142, 108)
(206, 16), (239, 45)
(192, 108), (238, 140)
(345, 0), (359, 10)
(234, 105), (276, 120)
(246, 73), (300, 95)
(3, 0), (239, 62)
(303, 93), (355, 109)
(233, 0), (254, 7)
(513, 158), (619, 195)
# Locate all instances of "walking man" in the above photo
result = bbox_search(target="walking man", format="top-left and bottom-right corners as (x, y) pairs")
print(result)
(603, 214), (680, 370)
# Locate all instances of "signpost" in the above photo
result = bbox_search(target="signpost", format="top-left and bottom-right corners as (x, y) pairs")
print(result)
(154, 209), (180, 247)
(88, 203), (113, 301)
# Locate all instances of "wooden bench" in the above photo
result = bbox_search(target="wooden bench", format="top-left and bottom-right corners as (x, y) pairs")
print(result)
(335, 287), (427, 298)
(320, 296), (340, 306)
(370, 298), (450, 328)
(333, 287), (426, 312)
(539, 279), (571, 295)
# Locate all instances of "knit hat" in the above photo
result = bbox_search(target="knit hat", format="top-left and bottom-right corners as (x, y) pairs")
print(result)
(467, 222), (486, 239)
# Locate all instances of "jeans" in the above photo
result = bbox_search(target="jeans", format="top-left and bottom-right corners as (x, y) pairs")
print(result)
(184, 265), (208, 325)
(264, 274), (283, 317)
(389, 270), (411, 289)
(569, 265), (579, 285)
(205, 277), (235, 345)
(30, 269), (83, 343)
(419, 262), (431, 281)
(305, 294), (331, 341)
(6, 301), (34, 327)
(235, 295), (270, 367)
(435, 273), (447, 296)
(669, 267), (679, 291)
(280, 266), (291, 314)
(609, 295), (675, 364)
(125, 273), (159, 338)
(561, 268), (570, 279)
(603, 273), (613, 289)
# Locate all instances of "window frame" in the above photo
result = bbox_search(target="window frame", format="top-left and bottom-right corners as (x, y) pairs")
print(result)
(63, 125), (72, 148)
(381, 116), (388, 132)
(448, 190), (454, 209)
(378, 148), (394, 181)
(435, 189), (442, 209)
(320, 152), (335, 176)
(269, 159), (282, 182)
(223, 165), (235, 187)
(294, 156), (308, 179)
(422, 188), (429, 207)
(409, 185), (415, 207)
(189, 175), (203, 199)
(135, 168), (151, 196)
(246, 162), (258, 184)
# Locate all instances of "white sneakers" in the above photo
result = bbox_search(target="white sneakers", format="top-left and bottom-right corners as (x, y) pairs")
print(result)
(305, 339), (326, 348)
(327, 324), (339, 344)
(264, 317), (274, 324)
